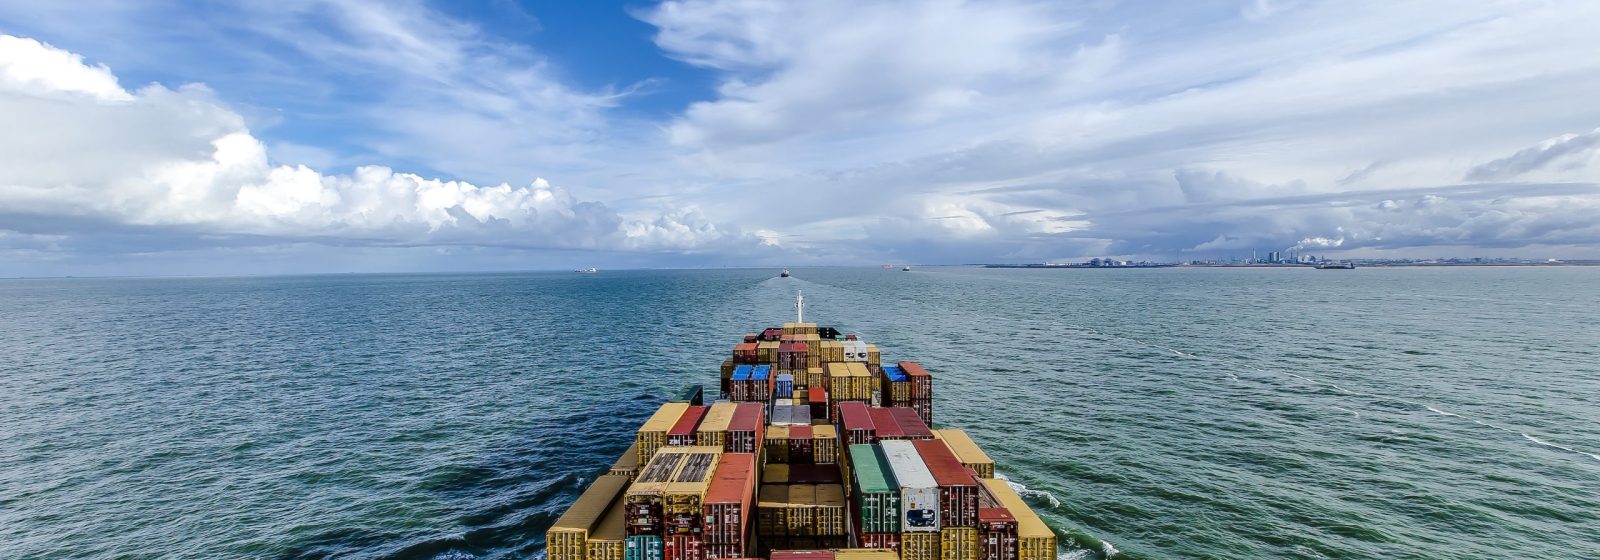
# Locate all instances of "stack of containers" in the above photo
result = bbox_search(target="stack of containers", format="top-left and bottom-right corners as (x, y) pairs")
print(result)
(702, 453), (757, 560)
(976, 507), (1018, 560)
(730, 366), (753, 402)
(812, 425), (839, 464)
(548, 474), (631, 560)
(931, 429), (995, 479)
(819, 340), (843, 364)
(757, 340), (780, 364)
(913, 440), (981, 560)
(732, 342), (758, 364)
(843, 340), (869, 362)
(880, 365), (912, 408)
(978, 480), (1055, 560)
(720, 359), (735, 397)
(638, 403), (691, 465)
(587, 500), (628, 560)
(880, 440), (941, 560)
(667, 406), (708, 446)
(803, 333), (823, 371)
(775, 374), (795, 399)
(865, 344), (881, 367)
(696, 403), (737, 450)
(727, 403), (765, 454)
(805, 366), (827, 394)
(900, 362), (935, 426)
(779, 342), (809, 375)
(848, 445), (902, 552)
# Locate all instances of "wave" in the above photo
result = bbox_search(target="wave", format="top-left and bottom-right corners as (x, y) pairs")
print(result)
(1522, 433), (1600, 462)
(998, 474), (1063, 508)
(1425, 406), (1461, 418)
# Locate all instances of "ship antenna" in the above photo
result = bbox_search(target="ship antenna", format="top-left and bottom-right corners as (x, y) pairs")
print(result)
(796, 290), (804, 323)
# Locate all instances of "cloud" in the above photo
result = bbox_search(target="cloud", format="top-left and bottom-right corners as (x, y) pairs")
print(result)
(1464, 128), (1600, 181)
(0, 34), (752, 258)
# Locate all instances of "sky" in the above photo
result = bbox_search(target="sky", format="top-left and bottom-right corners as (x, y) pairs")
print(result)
(1, 0), (1599, 275)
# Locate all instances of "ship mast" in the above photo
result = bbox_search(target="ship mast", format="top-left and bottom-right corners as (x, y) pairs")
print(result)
(796, 290), (804, 323)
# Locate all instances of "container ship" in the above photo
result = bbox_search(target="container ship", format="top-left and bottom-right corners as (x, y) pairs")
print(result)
(546, 294), (1056, 560)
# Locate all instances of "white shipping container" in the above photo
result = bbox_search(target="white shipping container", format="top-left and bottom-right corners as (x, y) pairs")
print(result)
(880, 440), (941, 532)
(843, 340), (869, 362)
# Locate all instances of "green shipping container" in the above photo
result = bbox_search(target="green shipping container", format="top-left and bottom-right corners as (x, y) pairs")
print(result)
(624, 535), (664, 560)
(849, 444), (901, 534)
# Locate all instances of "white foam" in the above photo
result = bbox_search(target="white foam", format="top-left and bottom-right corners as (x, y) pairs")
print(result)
(1522, 433), (1600, 462)
(1002, 476), (1062, 508)
(1425, 406), (1461, 418)
(1101, 540), (1120, 558)
(1331, 406), (1359, 418)
(1058, 551), (1095, 560)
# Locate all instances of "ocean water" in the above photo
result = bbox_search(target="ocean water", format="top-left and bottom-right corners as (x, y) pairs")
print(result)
(2, 267), (1598, 559)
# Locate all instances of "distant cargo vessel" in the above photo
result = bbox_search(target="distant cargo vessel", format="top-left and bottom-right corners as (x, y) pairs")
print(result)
(1316, 262), (1355, 269)
(781, 269), (791, 278)
(546, 294), (1056, 560)
(577, 267), (599, 274)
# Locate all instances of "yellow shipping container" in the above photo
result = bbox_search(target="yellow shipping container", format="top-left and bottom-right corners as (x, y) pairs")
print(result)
(787, 484), (816, 535)
(637, 403), (690, 465)
(813, 425), (839, 464)
(585, 500), (627, 560)
(609, 443), (641, 480)
(663, 448), (723, 518)
(836, 550), (897, 560)
(940, 527), (979, 560)
(765, 425), (791, 463)
(758, 340), (780, 363)
(981, 479), (1057, 560)
(807, 367), (826, 390)
(696, 402), (737, 449)
(814, 484), (846, 536)
(783, 322), (797, 335)
(548, 474), (630, 560)
(932, 429), (995, 478)
(758, 484), (789, 536)
(865, 344), (880, 366)
(901, 531), (941, 560)
(763, 463), (790, 484)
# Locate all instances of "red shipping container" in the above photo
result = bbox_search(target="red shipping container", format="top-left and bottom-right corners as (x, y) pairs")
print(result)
(911, 398), (933, 427)
(868, 408), (905, 440)
(787, 463), (843, 485)
(836, 402), (876, 446)
(900, 361), (933, 400)
(728, 403), (765, 453)
(665, 535), (704, 560)
(808, 387), (828, 421)
(703, 453), (757, 547)
(771, 552), (835, 560)
(789, 425), (814, 464)
(913, 439), (980, 528)
(889, 407), (933, 440)
(761, 328), (782, 341)
(668, 406), (709, 446)
(857, 532), (901, 552)
(743, 333), (758, 343)
(733, 343), (758, 364)
(704, 544), (746, 560)
(978, 508), (1019, 560)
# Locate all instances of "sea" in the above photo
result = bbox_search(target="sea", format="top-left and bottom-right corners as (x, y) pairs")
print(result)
(2, 266), (1597, 559)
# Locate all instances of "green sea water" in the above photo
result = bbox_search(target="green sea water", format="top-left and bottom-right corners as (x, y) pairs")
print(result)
(1, 267), (1597, 559)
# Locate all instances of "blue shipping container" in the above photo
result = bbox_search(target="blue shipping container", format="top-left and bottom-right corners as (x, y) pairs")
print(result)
(883, 365), (907, 382)
(732, 365), (752, 381)
(752, 364), (771, 380)
(625, 535), (664, 560)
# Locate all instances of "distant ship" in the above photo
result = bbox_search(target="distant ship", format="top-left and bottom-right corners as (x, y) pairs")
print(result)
(575, 267), (598, 273)
(1316, 262), (1355, 269)
(780, 269), (791, 278)
(902, 266), (912, 271)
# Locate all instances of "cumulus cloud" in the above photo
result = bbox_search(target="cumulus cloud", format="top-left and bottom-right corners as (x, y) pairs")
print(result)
(0, 35), (751, 257)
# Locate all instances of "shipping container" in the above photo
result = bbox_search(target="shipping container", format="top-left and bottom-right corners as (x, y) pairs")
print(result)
(892, 407), (934, 440)
(837, 402), (876, 446)
(901, 531), (941, 560)
(757, 340), (779, 363)
(865, 344), (881, 366)
(760, 328), (781, 342)
(900, 362), (934, 400)
(587, 499), (628, 560)
(847, 445), (901, 534)
(856, 532), (901, 552)
(843, 340), (869, 362)
(765, 426), (791, 463)
(626, 535), (665, 560)
(770, 551), (834, 560)
(664, 535), (703, 560)
(879, 440), (940, 532)
(868, 408), (904, 440)
(911, 398), (934, 427)
(668, 406), (709, 446)
(813, 425), (839, 464)
(664, 448), (724, 535)
(672, 386), (704, 406)
(703, 543), (745, 560)
(639, 403), (692, 465)
(733, 343), (758, 364)
(727, 403), (764, 454)
(703, 453), (757, 548)
(835, 549), (896, 560)
(789, 425), (814, 464)
(913, 440), (978, 528)
(627, 447), (722, 536)
(979, 479), (1056, 560)
(763, 463), (790, 484)
(756, 484), (788, 536)
(785, 484), (815, 535)
(808, 384), (829, 420)
(786, 463), (843, 485)
(549, 474), (631, 560)
(977, 508), (1019, 560)
(697, 403), (737, 449)
(880, 365), (911, 406)
(932, 429), (995, 479)
(611, 443), (643, 480)
(730, 365), (753, 402)
(941, 527), (980, 560)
